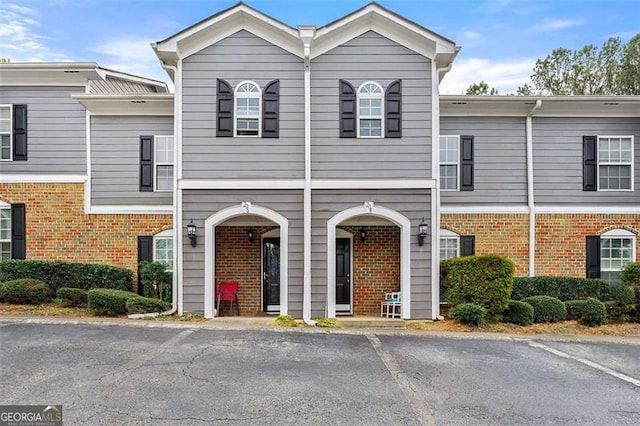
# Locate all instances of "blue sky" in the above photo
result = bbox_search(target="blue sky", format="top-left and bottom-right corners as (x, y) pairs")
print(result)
(1, 0), (638, 94)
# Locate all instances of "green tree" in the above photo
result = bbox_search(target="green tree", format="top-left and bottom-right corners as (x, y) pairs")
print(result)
(618, 34), (640, 94)
(517, 34), (639, 95)
(466, 81), (498, 95)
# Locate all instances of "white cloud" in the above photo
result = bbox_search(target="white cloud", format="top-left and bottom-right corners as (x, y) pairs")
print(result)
(91, 37), (172, 89)
(0, 3), (70, 61)
(440, 57), (535, 95)
(532, 18), (586, 32)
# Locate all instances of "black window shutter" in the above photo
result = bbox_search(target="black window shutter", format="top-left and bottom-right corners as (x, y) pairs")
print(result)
(460, 135), (474, 191)
(262, 80), (279, 138)
(585, 236), (601, 279)
(339, 80), (356, 138)
(11, 203), (26, 259)
(385, 79), (402, 138)
(583, 135), (597, 191)
(139, 135), (154, 192)
(137, 236), (153, 295)
(12, 104), (27, 161)
(217, 79), (233, 137)
(460, 235), (475, 257)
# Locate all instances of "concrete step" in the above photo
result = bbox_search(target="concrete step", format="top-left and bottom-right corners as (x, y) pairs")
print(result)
(337, 317), (405, 329)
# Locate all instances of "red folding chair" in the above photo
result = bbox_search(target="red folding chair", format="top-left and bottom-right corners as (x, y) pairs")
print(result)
(216, 280), (240, 317)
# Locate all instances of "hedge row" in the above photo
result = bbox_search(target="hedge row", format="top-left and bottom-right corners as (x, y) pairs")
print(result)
(87, 289), (168, 316)
(0, 279), (52, 304)
(512, 276), (611, 302)
(0, 260), (133, 293)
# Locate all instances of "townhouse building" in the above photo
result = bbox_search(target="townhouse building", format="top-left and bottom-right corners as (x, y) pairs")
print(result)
(1, 3), (638, 321)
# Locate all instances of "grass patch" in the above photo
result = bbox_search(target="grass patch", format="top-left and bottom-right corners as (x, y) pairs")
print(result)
(275, 315), (298, 327)
(145, 313), (208, 322)
(314, 317), (341, 328)
(0, 301), (95, 318)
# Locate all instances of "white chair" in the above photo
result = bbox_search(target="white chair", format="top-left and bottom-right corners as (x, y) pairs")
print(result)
(381, 291), (401, 318)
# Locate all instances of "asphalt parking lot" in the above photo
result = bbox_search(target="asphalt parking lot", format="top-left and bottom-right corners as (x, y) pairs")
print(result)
(1, 320), (639, 425)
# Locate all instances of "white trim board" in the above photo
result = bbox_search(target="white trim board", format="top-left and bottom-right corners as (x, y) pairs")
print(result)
(440, 205), (529, 214)
(536, 206), (640, 214)
(87, 205), (173, 215)
(0, 175), (87, 183)
(179, 180), (305, 190)
(312, 180), (436, 189)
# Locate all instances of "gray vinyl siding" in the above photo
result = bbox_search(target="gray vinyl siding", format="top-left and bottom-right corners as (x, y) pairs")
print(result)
(0, 86), (86, 174)
(440, 116), (527, 204)
(311, 31), (433, 179)
(181, 190), (304, 316)
(91, 116), (173, 205)
(533, 117), (640, 204)
(311, 189), (432, 319)
(181, 30), (304, 180)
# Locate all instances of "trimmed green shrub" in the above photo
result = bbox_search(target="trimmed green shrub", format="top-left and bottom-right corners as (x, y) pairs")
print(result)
(0, 260), (133, 293)
(446, 254), (515, 315)
(578, 298), (608, 327)
(56, 287), (88, 307)
(604, 301), (631, 323)
(450, 303), (487, 327)
(139, 261), (172, 302)
(620, 262), (640, 285)
(439, 259), (453, 303)
(88, 289), (140, 316)
(521, 296), (567, 323)
(564, 300), (587, 320)
(502, 300), (534, 326)
(609, 285), (636, 305)
(126, 297), (169, 314)
(512, 276), (610, 302)
(0, 279), (51, 304)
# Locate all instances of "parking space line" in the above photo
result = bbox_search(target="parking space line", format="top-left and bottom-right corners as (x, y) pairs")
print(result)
(366, 333), (435, 426)
(528, 340), (640, 387)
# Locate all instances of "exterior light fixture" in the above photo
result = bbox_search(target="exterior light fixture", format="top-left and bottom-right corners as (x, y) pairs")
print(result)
(418, 217), (428, 247)
(360, 228), (367, 243)
(248, 229), (255, 243)
(187, 219), (197, 247)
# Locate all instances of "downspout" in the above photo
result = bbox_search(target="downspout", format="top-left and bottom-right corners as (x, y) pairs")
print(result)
(526, 100), (542, 277)
(130, 61), (179, 319)
(300, 27), (317, 326)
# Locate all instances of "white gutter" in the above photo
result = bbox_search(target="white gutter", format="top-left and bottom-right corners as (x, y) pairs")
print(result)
(526, 100), (542, 277)
(131, 61), (180, 319)
(299, 26), (316, 326)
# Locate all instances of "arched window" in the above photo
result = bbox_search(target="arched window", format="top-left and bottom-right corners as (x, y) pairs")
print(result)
(600, 229), (636, 285)
(357, 82), (383, 137)
(440, 229), (460, 260)
(154, 229), (173, 271)
(234, 81), (261, 137)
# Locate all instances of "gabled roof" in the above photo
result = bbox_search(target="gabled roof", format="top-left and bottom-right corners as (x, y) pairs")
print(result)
(152, 2), (460, 81)
(152, 2), (303, 69)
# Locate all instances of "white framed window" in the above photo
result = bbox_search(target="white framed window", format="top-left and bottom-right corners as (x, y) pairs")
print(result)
(598, 136), (634, 191)
(234, 81), (261, 137)
(440, 135), (460, 191)
(0, 105), (11, 161)
(440, 229), (460, 260)
(0, 204), (10, 260)
(357, 82), (383, 138)
(154, 135), (174, 192)
(153, 230), (173, 271)
(600, 229), (636, 286)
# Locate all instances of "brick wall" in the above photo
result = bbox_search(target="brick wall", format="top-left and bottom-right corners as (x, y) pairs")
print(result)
(441, 214), (530, 275)
(0, 183), (172, 291)
(536, 214), (640, 277)
(215, 226), (277, 316)
(338, 225), (400, 316)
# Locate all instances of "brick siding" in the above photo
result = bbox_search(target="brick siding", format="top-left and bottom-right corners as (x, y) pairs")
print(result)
(0, 183), (172, 291)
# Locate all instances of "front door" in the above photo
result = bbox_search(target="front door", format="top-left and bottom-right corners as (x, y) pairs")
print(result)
(336, 238), (351, 312)
(262, 237), (280, 312)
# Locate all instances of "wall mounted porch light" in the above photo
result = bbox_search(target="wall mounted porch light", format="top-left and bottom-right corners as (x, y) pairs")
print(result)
(418, 217), (428, 247)
(359, 228), (367, 243)
(187, 219), (197, 247)
(248, 229), (255, 243)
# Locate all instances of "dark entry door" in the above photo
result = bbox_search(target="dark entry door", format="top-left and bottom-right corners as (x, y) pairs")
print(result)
(336, 238), (351, 311)
(262, 238), (280, 311)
